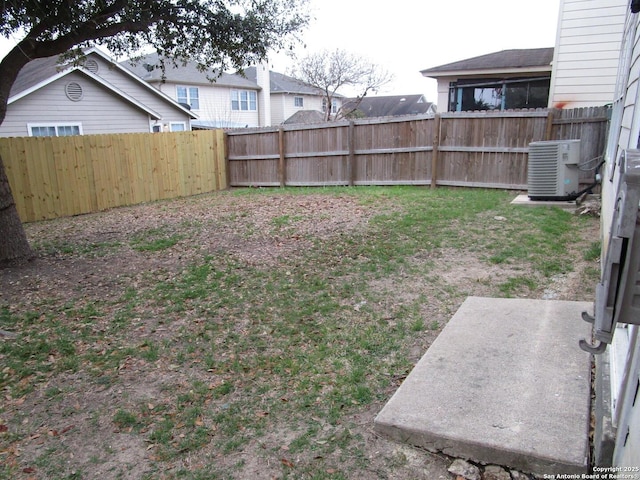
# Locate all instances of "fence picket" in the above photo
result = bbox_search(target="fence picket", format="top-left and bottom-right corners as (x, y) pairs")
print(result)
(227, 107), (610, 190)
(0, 107), (610, 223)
(0, 130), (226, 222)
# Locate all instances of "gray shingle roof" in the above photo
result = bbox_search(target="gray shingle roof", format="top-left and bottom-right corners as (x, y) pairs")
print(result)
(282, 110), (326, 124)
(9, 54), (68, 97)
(121, 52), (258, 89)
(243, 66), (325, 95)
(343, 94), (434, 118)
(8, 49), (197, 118)
(421, 48), (554, 76)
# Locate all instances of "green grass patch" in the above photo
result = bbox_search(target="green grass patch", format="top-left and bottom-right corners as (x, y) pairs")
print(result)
(131, 227), (183, 252)
(0, 186), (600, 479)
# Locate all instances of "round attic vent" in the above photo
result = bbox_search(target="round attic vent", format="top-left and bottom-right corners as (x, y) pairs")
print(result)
(65, 82), (83, 101)
(84, 58), (99, 74)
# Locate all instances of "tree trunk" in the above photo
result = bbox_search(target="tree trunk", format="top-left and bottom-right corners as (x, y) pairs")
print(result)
(0, 154), (34, 267)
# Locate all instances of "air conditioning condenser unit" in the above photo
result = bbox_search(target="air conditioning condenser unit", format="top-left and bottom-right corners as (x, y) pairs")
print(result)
(527, 140), (581, 201)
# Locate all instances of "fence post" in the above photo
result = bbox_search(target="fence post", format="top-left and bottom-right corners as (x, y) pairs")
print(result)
(278, 126), (286, 187)
(431, 114), (441, 188)
(348, 121), (356, 186)
(545, 108), (556, 140)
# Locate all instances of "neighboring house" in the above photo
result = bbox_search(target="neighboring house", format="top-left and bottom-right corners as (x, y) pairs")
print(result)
(0, 47), (196, 138)
(549, 0), (627, 109)
(123, 52), (263, 129)
(123, 56), (341, 127)
(420, 48), (554, 113)
(592, 0), (640, 468)
(243, 67), (343, 125)
(421, 0), (628, 113)
(342, 94), (436, 118)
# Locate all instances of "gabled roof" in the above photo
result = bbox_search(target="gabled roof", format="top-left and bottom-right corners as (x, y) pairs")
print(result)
(122, 52), (258, 89)
(343, 94), (435, 118)
(10, 48), (197, 118)
(11, 66), (162, 119)
(421, 48), (554, 77)
(243, 67), (332, 96)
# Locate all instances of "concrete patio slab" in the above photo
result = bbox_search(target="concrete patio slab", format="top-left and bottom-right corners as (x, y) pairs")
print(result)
(374, 296), (593, 477)
(511, 194), (578, 211)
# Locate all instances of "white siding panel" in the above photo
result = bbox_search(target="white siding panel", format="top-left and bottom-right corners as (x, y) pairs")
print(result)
(280, 94), (325, 123)
(602, 14), (640, 466)
(271, 95), (286, 125)
(563, 0), (628, 10)
(556, 76), (616, 86)
(562, 5), (627, 20)
(153, 81), (260, 127)
(563, 16), (626, 29)
(553, 91), (615, 103)
(549, 0), (626, 107)
(557, 50), (623, 62)
(559, 32), (625, 45)
(555, 58), (623, 71)
(555, 41), (622, 53)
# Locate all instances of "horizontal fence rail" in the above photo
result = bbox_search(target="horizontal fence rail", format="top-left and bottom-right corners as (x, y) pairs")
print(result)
(0, 106), (610, 223)
(226, 106), (610, 190)
(0, 130), (226, 222)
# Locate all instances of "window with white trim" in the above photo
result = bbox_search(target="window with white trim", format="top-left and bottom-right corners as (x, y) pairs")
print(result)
(170, 122), (186, 132)
(28, 123), (82, 137)
(177, 86), (199, 110)
(231, 90), (257, 111)
(294, 96), (304, 107)
(322, 97), (338, 115)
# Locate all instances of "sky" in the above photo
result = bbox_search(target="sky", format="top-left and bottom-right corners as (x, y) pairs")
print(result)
(0, 0), (561, 103)
(268, 0), (561, 101)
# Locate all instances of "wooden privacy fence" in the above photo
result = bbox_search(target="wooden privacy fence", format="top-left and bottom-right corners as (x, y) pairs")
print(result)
(226, 106), (610, 189)
(0, 130), (226, 222)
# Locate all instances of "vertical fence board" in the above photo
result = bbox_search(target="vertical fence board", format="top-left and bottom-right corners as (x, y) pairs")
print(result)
(226, 108), (608, 190)
(1, 130), (227, 222)
(2, 108), (610, 223)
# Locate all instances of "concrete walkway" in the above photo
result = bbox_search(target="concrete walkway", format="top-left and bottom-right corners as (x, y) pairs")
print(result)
(374, 296), (593, 477)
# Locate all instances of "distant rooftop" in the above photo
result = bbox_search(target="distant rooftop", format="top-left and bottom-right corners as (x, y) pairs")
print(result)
(421, 48), (554, 76)
(121, 52), (258, 89)
(343, 94), (435, 118)
(243, 67), (327, 96)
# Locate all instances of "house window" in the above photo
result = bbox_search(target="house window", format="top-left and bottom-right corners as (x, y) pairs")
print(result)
(448, 77), (550, 112)
(177, 86), (199, 110)
(294, 96), (304, 107)
(231, 90), (257, 111)
(28, 124), (82, 137)
(152, 122), (187, 132)
(322, 97), (338, 114)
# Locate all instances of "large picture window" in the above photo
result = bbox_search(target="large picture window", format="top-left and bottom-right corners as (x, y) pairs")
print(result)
(231, 90), (257, 111)
(449, 78), (550, 112)
(28, 123), (82, 137)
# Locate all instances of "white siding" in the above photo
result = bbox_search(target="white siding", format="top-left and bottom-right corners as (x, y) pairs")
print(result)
(272, 93), (327, 124)
(434, 76), (456, 113)
(153, 80), (260, 128)
(600, 6), (640, 468)
(549, 0), (627, 108)
(271, 94), (286, 125)
(0, 72), (150, 137)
